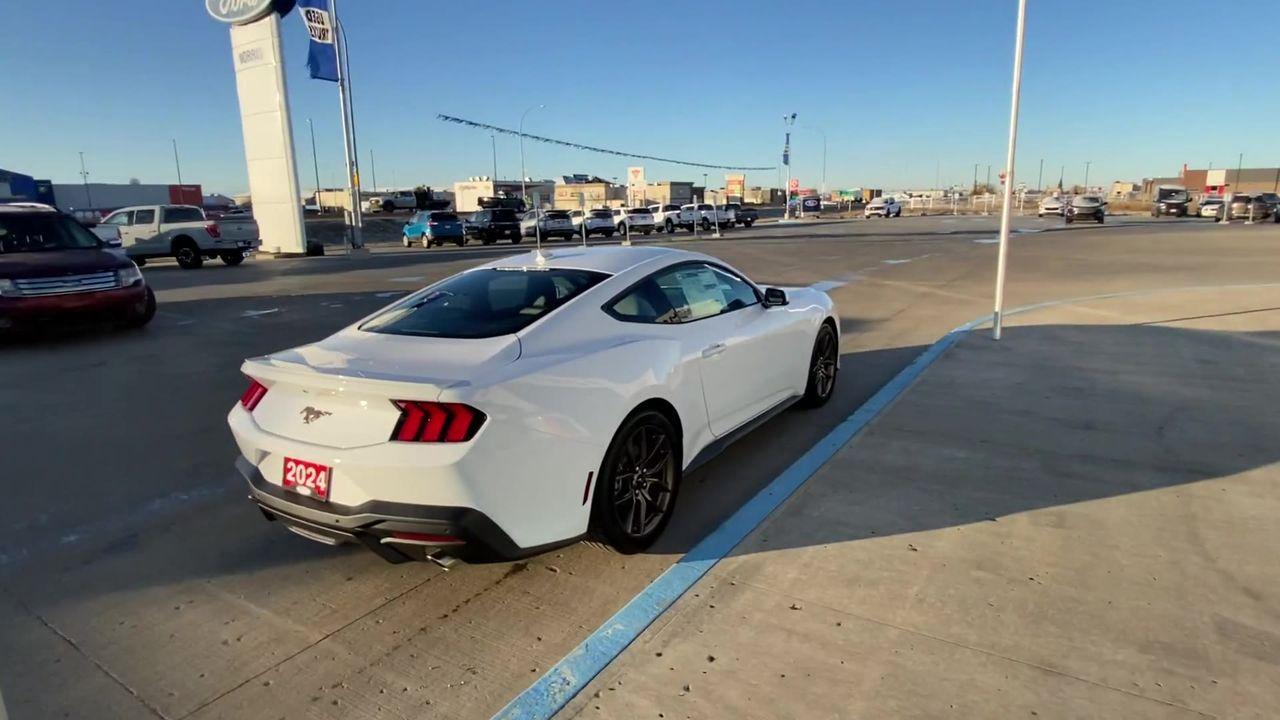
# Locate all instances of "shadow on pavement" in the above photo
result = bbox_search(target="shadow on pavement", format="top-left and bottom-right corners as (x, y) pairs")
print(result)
(701, 322), (1280, 562)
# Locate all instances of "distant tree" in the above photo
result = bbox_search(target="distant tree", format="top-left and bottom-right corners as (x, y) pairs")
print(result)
(128, 177), (141, 185)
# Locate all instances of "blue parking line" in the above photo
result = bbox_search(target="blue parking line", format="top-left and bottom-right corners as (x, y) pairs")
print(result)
(492, 318), (987, 720)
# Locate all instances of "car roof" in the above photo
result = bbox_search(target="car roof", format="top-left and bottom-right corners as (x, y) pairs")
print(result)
(479, 246), (714, 275)
(0, 202), (58, 213)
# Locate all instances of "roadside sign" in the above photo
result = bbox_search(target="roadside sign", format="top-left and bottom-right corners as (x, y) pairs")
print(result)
(788, 178), (800, 198)
(801, 197), (820, 213)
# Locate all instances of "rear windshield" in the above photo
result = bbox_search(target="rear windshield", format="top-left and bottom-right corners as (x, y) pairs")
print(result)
(589, 210), (612, 218)
(491, 209), (518, 221)
(359, 268), (609, 339)
(626, 208), (649, 215)
(544, 211), (570, 218)
(696, 204), (713, 211)
(662, 204), (680, 211)
(162, 206), (205, 223)
(0, 213), (101, 254)
(428, 212), (458, 222)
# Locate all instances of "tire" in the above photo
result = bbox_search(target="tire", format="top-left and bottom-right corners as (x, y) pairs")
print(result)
(1098, 215), (1105, 224)
(665, 219), (674, 233)
(173, 239), (203, 269)
(219, 252), (245, 266)
(511, 235), (522, 244)
(402, 233), (412, 248)
(121, 287), (157, 329)
(1065, 217), (1074, 224)
(642, 229), (651, 236)
(605, 231), (615, 238)
(799, 322), (839, 408)
(134, 258), (147, 267)
(590, 409), (681, 554)
(744, 220), (754, 227)
(701, 218), (712, 231)
(454, 237), (465, 247)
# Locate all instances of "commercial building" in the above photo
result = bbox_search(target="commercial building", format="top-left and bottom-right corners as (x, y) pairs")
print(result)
(1142, 167), (1280, 199)
(2, 168), (201, 214)
(553, 176), (626, 210)
(743, 186), (783, 205)
(638, 181), (695, 207)
(453, 178), (554, 212)
(1110, 181), (1139, 199)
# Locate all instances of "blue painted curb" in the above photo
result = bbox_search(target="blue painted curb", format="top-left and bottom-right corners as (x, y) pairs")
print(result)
(492, 316), (988, 720)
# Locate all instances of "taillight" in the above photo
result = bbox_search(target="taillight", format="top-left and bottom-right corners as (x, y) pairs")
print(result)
(240, 379), (268, 411)
(206, 222), (221, 238)
(391, 401), (485, 442)
(428, 220), (439, 226)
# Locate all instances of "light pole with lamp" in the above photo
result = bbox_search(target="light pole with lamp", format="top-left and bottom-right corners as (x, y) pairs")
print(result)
(519, 104), (546, 254)
(1083, 160), (1091, 193)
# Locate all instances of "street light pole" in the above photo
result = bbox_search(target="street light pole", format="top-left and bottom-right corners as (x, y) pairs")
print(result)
(1083, 160), (1091, 193)
(1037, 158), (1043, 191)
(973, 163), (978, 195)
(519, 103), (545, 254)
(992, 0), (1028, 342)
(490, 132), (498, 182)
(171, 139), (183, 185)
(369, 149), (377, 192)
(78, 151), (93, 208)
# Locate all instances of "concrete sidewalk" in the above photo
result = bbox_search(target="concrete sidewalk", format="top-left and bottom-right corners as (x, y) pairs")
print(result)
(562, 285), (1280, 719)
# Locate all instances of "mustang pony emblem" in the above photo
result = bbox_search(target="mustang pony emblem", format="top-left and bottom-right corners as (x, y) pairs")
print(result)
(300, 406), (332, 424)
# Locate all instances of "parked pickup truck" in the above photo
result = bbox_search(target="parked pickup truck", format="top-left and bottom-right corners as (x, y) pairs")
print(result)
(100, 205), (260, 269)
(648, 204), (696, 233)
(727, 203), (758, 227)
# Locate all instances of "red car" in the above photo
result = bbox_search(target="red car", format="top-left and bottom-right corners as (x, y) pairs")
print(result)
(0, 203), (155, 333)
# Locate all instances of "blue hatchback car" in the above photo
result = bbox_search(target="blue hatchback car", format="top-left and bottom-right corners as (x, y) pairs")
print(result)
(403, 211), (466, 248)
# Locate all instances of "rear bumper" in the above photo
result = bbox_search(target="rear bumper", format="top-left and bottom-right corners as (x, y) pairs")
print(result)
(237, 456), (566, 562)
(0, 285), (148, 327)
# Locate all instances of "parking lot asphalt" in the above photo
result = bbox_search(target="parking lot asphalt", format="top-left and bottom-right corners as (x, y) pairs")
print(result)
(1, 215), (1277, 719)
(562, 284), (1280, 720)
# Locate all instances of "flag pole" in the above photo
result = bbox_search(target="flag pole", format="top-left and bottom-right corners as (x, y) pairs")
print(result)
(992, 0), (1027, 340)
(332, 0), (362, 249)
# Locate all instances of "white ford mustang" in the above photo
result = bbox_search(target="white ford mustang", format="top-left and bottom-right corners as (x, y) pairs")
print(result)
(228, 246), (839, 563)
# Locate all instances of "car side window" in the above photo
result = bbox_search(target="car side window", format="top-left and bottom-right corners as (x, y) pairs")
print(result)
(606, 278), (679, 324)
(641, 263), (759, 323)
(134, 209), (156, 224)
(105, 211), (132, 226)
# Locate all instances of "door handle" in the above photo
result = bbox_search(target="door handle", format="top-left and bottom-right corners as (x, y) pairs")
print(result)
(702, 343), (726, 359)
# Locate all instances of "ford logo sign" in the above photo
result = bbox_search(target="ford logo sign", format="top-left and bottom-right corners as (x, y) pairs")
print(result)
(206, 0), (276, 25)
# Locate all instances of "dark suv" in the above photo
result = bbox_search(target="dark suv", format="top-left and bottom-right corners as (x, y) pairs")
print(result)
(1, 203), (155, 334)
(465, 208), (522, 244)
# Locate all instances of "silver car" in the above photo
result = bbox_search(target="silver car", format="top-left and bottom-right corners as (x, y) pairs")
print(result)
(520, 210), (576, 240)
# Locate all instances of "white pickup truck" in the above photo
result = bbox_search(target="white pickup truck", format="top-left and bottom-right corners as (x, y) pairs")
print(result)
(100, 205), (260, 269)
(648, 203), (698, 233)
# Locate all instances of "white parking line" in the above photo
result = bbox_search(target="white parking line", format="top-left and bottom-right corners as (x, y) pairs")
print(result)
(240, 308), (280, 318)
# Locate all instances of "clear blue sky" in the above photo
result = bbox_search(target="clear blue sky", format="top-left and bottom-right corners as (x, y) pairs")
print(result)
(3, 1), (1277, 195)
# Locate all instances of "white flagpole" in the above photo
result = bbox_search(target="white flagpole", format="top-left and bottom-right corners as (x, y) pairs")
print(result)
(992, 0), (1027, 341)
(332, 0), (362, 249)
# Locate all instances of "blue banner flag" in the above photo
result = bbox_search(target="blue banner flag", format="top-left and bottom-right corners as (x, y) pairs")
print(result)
(782, 132), (791, 166)
(298, 0), (339, 82)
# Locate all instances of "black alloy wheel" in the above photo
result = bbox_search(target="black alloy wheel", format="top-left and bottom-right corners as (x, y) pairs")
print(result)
(800, 323), (838, 408)
(174, 241), (203, 269)
(592, 411), (680, 553)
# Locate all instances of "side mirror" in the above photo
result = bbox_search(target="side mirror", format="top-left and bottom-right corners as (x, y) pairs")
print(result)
(763, 287), (788, 307)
